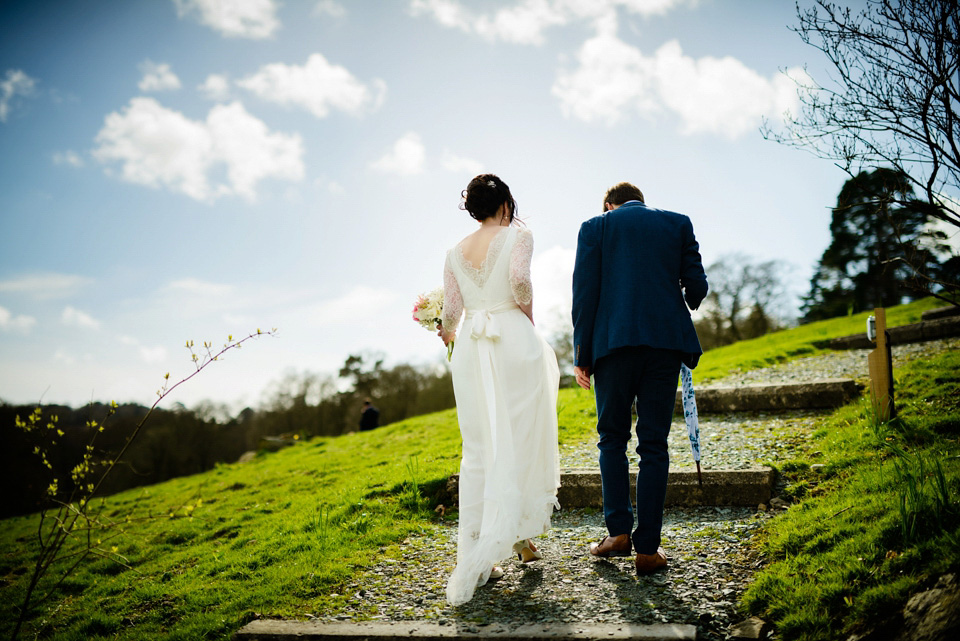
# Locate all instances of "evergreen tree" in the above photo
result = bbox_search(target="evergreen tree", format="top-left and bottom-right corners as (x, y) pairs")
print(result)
(802, 168), (947, 321)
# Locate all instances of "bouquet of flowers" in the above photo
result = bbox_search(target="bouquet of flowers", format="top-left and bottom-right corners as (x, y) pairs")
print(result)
(412, 287), (454, 361)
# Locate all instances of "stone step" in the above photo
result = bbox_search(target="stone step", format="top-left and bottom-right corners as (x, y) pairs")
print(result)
(558, 467), (775, 508)
(921, 305), (960, 321)
(448, 467), (775, 510)
(234, 621), (698, 641)
(675, 378), (862, 413)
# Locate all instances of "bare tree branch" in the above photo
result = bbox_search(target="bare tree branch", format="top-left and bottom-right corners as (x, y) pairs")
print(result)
(764, 0), (960, 227)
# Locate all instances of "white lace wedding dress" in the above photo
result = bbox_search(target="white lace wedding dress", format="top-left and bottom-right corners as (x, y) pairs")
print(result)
(442, 225), (561, 605)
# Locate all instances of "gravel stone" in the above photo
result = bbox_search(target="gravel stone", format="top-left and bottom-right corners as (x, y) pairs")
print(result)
(326, 506), (767, 641)
(314, 338), (958, 640)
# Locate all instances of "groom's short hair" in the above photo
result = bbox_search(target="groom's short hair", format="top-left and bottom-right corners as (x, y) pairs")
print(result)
(604, 182), (645, 208)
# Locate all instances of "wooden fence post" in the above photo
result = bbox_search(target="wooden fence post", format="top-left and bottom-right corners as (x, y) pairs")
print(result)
(867, 307), (895, 421)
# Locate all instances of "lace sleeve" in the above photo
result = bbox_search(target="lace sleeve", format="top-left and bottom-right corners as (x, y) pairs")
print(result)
(509, 228), (534, 306)
(442, 253), (463, 331)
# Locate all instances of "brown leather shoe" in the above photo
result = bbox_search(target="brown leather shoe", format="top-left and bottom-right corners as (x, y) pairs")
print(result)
(589, 534), (631, 557)
(635, 547), (668, 575)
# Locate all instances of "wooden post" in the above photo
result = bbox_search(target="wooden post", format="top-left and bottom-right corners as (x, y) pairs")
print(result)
(867, 307), (895, 421)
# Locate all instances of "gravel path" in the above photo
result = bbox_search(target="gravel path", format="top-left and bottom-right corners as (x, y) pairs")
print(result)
(318, 338), (959, 640)
(562, 337), (959, 472)
(328, 506), (765, 640)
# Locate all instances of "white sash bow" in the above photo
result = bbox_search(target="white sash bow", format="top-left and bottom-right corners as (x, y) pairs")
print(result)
(466, 301), (517, 341)
(463, 301), (519, 462)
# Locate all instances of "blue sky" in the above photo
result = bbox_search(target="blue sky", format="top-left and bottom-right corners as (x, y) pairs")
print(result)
(1, 0), (873, 410)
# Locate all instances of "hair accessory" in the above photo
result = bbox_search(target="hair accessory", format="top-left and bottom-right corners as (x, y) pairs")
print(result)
(487, 180), (495, 187)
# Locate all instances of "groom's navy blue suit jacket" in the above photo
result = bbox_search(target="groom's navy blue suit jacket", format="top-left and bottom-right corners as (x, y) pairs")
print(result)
(572, 201), (708, 370)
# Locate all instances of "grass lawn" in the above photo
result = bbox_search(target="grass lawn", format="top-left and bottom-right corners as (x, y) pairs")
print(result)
(0, 297), (953, 640)
(741, 349), (960, 639)
(0, 389), (604, 640)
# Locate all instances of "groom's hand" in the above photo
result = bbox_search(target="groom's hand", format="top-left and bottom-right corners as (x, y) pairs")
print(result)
(574, 365), (592, 391)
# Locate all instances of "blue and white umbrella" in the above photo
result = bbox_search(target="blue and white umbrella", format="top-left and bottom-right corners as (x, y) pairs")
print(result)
(679, 363), (703, 486)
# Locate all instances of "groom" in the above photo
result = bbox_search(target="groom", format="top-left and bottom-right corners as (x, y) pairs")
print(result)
(572, 182), (708, 575)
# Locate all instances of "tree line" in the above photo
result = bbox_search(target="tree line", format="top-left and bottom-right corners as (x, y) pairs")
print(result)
(1, 354), (455, 519)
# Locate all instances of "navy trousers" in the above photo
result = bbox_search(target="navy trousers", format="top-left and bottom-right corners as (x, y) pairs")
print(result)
(593, 346), (681, 554)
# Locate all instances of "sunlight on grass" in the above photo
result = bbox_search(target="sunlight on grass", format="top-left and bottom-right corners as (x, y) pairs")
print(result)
(741, 348), (960, 640)
(0, 297), (952, 640)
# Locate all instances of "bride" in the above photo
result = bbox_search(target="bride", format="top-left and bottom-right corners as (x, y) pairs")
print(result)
(438, 174), (561, 605)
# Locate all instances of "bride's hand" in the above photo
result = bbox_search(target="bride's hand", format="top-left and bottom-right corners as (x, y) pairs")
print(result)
(437, 325), (455, 346)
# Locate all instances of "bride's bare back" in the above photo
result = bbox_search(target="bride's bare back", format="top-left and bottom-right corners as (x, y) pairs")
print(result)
(459, 223), (509, 269)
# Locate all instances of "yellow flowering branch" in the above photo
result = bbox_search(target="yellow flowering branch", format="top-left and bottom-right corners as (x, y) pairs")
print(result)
(11, 328), (275, 640)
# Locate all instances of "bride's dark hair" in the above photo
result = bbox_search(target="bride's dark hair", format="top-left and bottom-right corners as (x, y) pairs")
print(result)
(460, 174), (519, 224)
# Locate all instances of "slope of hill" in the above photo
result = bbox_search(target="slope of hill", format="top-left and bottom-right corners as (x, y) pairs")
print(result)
(0, 297), (951, 640)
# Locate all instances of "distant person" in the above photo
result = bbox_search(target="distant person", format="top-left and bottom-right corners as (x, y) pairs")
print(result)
(437, 174), (560, 605)
(359, 400), (379, 431)
(572, 181), (708, 576)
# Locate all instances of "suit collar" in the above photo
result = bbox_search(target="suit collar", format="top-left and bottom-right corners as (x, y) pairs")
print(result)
(611, 200), (648, 213)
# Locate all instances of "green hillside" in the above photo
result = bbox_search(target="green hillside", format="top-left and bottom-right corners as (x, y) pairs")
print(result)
(1, 297), (953, 640)
(742, 348), (960, 640)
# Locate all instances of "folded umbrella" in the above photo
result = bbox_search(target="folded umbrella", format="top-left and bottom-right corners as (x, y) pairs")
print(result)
(679, 363), (703, 486)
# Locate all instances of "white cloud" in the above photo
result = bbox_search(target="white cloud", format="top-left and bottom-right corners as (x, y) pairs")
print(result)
(410, 0), (471, 31)
(618, 0), (690, 16)
(530, 245), (575, 333)
(1, 68), (37, 122)
(553, 34), (802, 138)
(654, 41), (801, 137)
(0, 306), (37, 333)
(441, 150), (483, 174)
(138, 61), (181, 92)
(173, 0), (280, 39)
(411, 0), (785, 138)
(315, 175), (346, 194)
(313, 1), (346, 18)
(552, 31), (656, 126)
(53, 150), (85, 168)
(151, 277), (249, 321)
(61, 306), (101, 330)
(138, 345), (169, 364)
(198, 73), (231, 101)
(52, 349), (76, 366)
(0, 273), (92, 299)
(307, 285), (400, 326)
(93, 97), (304, 202)
(94, 98), (217, 201)
(237, 54), (386, 118)
(141, 277), (290, 329)
(409, 0), (691, 44)
(206, 102), (305, 200)
(119, 334), (168, 363)
(410, 0), (563, 44)
(371, 132), (426, 176)
(474, 0), (568, 45)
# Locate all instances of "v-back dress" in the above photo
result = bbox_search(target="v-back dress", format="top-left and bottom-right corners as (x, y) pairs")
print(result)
(442, 226), (561, 605)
